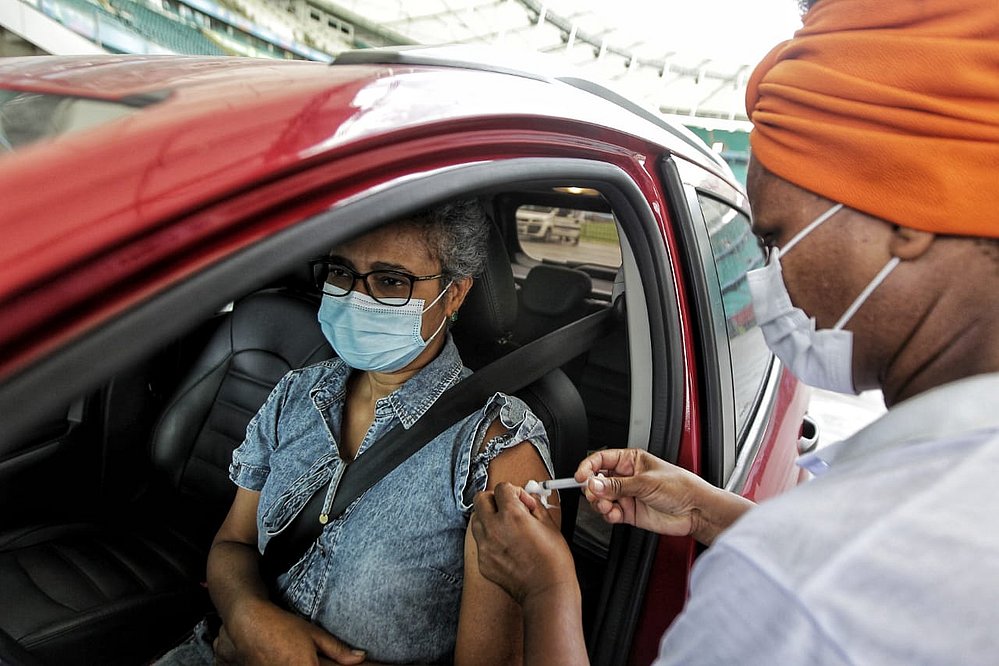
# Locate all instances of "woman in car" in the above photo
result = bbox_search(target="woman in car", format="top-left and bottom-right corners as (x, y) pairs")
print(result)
(162, 199), (556, 665)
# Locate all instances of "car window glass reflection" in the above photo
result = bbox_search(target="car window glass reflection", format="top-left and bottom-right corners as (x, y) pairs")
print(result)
(0, 90), (140, 152)
(697, 193), (772, 442)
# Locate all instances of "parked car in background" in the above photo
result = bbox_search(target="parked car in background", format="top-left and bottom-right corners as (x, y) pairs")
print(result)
(0, 48), (814, 666)
(517, 205), (582, 243)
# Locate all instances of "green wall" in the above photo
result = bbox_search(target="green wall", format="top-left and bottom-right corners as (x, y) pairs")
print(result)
(685, 126), (750, 185)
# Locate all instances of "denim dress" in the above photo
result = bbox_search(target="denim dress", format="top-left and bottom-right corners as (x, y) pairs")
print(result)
(229, 337), (552, 664)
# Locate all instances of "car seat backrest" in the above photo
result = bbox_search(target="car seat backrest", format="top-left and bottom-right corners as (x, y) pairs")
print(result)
(513, 264), (593, 345)
(150, 288), (333, 539)
(450, 222), (519, 370)
(452, 225), (588, 540)
(577, 321), (631, 450)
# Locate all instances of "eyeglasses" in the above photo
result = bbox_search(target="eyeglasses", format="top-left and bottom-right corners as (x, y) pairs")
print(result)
(309, 259), (445, 307)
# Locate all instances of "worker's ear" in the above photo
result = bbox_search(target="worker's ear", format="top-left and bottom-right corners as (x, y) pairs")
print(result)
(889, 226), (935, 261)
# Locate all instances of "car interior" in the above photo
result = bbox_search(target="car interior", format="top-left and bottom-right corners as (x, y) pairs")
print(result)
(0, 187), (643, 665)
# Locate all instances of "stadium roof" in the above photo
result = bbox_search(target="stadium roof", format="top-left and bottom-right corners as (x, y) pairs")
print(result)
(315, 0), (803, 128)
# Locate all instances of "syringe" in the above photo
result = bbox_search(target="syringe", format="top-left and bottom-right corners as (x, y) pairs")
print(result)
(524, 476), (597, 508)
(540, 477), (588, 491)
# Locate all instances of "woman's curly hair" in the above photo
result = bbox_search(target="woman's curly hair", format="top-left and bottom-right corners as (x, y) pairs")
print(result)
(405, 200), (491, 280)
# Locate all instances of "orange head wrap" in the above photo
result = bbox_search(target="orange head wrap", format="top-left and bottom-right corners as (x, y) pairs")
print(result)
(746, 0), (999, 238)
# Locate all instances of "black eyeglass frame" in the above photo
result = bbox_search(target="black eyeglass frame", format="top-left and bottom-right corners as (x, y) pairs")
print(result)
(309, 259), (446, 307)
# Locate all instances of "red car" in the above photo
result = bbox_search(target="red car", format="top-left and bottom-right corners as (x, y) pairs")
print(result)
(0, 50), (813, 666)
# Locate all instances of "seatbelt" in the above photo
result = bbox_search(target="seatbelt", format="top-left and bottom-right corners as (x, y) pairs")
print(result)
(260, 305), (617, 581)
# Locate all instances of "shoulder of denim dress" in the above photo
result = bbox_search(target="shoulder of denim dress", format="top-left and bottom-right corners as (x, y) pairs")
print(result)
(480, 392), (551, 454)
(231, 358), (347, 486)
(447, 392), (542, 451)
(453, 391), (554, 511)
(278, 356), (347, 398)
(490, 392), (541, 433)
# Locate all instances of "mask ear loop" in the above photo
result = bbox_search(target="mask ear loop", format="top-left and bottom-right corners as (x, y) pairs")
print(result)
(421, 280), (454, 344)
(781, 203), (844, 255)
(423, 314), (449, 344)
(421, 280), (454, 314)
(833, 257), (901, 330)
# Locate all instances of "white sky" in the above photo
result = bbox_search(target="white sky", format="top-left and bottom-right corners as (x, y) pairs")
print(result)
(332, 0), (806, 122)
(546, 0), (805, 66)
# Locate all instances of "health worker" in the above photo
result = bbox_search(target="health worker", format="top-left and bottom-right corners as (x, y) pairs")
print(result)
(469, 0), (999, 664)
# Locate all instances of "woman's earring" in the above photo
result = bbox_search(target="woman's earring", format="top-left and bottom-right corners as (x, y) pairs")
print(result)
(449, 311), (459, 323)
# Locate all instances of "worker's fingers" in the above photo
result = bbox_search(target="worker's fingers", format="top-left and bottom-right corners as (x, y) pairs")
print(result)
(591, 497), (628, 524)
(472, 490), (498, 515)
(517, 487), (541, 512)
(492, 482), (534, 513)
(587, 470), (662, 502)
(575, 448), (639, 480)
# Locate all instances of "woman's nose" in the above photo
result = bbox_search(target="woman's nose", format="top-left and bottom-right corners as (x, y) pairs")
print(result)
(354, 277), (372, 297)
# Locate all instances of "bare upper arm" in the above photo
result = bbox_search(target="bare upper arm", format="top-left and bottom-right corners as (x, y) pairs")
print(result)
(480, 418), (560, 513)
(213, 487), (261, 548)
(455, 419), (561, 665)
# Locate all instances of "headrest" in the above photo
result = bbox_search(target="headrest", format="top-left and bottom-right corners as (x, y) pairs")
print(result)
(521, 265), (592, 315)
(453, 222), (518, 344)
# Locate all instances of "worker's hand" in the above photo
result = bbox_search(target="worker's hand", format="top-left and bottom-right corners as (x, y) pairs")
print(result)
(577, 449), (753, 546)
(470, 483), (578, 606)
(219, 600), (367, 666)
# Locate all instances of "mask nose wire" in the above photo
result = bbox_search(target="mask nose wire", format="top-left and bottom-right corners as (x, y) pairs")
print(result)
(781, 203), (844, 256)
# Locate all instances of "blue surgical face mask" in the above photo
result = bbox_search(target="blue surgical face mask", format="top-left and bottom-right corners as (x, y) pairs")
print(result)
(318, 283), (452, 372)
(746, 203), (900, 394)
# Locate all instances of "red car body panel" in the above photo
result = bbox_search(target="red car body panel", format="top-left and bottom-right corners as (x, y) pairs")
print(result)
(0, 56), (724, 377)
(742, 371), (812, 502)
(0, 55), (807, 663)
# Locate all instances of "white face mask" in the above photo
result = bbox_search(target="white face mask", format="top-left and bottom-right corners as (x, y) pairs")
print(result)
(746, 203), (900, 394)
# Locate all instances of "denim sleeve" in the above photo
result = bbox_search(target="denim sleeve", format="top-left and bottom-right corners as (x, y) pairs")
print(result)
(456, 392), (553, 512)
(229, 371), (295, 491)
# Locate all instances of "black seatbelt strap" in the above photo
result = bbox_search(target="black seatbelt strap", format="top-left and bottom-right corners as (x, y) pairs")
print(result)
(260, 305), (617, 581)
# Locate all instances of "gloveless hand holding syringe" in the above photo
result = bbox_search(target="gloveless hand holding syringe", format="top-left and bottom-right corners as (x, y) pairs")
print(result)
(523, 474), (605, 508)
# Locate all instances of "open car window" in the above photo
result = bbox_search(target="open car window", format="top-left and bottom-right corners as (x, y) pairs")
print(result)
(0, 155), (683, 666)
(516, 203), (622, 269)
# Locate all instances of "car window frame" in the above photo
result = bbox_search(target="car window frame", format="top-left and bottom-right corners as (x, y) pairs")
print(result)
(661, 154), (779, 489)
(693, 189), (773, 445)
(0, 155), (686, 666)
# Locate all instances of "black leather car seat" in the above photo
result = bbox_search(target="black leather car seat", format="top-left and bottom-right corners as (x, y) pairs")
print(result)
(452, 224), (589, 539)
(513, 264), (596, 384)
(513, 264), (594, 345)
(515, 263), (632, 453)
(0, 286), (332, 666)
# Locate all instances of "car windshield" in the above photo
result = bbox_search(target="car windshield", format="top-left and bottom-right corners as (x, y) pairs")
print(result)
(0, 89), (141, 152)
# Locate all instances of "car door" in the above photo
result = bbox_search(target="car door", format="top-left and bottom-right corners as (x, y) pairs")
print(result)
(621, 154), (811, 664)
(666, 155), (809, 500)
(0, 138), (685, 666)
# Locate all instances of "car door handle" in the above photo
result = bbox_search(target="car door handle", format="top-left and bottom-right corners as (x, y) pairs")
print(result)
(798, 414), (820, 455)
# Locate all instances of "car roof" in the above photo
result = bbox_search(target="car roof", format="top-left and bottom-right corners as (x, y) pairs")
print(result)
(0, 48), (730, 169)
(0, 49), (736, 306)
